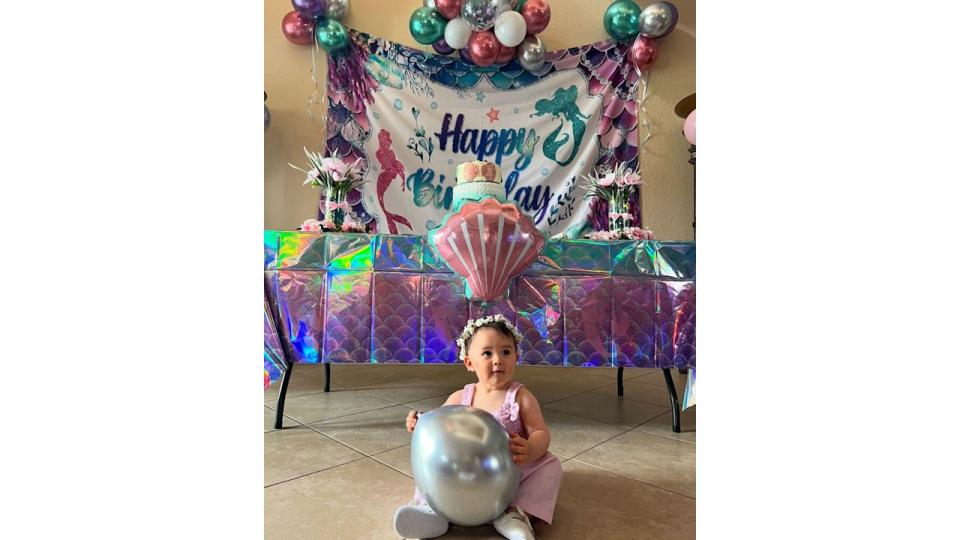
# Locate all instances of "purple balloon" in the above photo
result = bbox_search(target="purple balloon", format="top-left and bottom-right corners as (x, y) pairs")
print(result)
(459, 43), (473, 63)
(433, 37), (455, 55)
(292, 0), (327, 19)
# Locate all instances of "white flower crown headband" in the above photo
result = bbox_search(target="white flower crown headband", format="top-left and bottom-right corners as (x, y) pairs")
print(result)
(455, 314), (524, 361)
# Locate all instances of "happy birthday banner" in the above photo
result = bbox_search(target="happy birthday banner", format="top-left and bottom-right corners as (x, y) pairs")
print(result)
(323, 31), (643, 238)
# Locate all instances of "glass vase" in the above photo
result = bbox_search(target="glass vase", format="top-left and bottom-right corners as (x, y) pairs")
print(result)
(323, 185), (347, 230)
(607, 193), (633, 235)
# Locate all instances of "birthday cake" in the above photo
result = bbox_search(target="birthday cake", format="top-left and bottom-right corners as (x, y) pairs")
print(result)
(452, 160), (507, 211)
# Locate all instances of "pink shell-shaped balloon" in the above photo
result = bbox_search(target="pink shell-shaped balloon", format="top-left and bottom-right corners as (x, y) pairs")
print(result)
(430, 198), (546, 302)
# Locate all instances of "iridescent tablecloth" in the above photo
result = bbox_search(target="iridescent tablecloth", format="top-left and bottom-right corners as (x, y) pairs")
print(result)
(264, 231), (695, 387)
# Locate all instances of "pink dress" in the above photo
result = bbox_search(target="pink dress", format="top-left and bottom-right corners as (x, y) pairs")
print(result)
(413, 381), (563, 524)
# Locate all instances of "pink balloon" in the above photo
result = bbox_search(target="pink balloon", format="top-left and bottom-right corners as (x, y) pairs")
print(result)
(496, 44), (516, 64)
(521, 0), (551, 35)
(435, 0), (462, 20)
(467, 30), (501, 67)
(430, 198), (545, 302)
(628, 35), (659, 71)
(281, 10), (316, 46)
(683, 109), (696, 145)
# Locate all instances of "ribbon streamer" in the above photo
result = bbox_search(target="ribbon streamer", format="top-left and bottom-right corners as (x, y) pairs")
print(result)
(306, 39), (328, 127)
(325, 201), (351, 211)
(636, 69), (652, 154)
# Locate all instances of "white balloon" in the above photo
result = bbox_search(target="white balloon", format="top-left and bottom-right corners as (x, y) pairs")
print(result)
(444, 17), (473, 50)
(493, 11), (526, 48)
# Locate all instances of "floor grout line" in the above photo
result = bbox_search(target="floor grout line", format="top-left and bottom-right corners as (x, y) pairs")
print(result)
(278, 400), (408, 426)
(561, 427), (635, 462)
(304, 426), (411, 458)
(267, 384), (456, 425)
(567, 458), (696, 501)
(541, 388), (671, 426)
(628, 411), (697, 445)
(583, 387), (676, 408)
(368, 452), (414, 480)
(270, 387), (690, 442)
(264, 454), (369, 489)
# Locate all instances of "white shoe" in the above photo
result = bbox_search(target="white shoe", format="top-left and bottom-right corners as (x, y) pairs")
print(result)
(493, 507), (535, 540)
(394, 504), (449, 539)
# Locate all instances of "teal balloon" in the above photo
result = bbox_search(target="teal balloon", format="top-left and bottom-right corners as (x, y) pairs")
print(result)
(315, 19), (349, 54)
(409, 7), (447, 45)
(603, 0), (642, 42)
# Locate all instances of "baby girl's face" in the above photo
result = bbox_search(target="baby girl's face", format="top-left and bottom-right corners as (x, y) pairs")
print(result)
(465, 327), (517, 391)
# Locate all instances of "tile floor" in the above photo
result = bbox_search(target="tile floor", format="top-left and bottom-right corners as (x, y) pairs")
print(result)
(265, 364), (695, 539)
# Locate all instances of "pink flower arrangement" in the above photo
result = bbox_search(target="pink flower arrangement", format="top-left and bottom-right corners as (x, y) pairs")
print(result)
(585, 227), (655, 241)
(339, 217), (369, 233)
(619, 171), (643, 187)
(298, 216), (369, 234)
(319, 156), (349, 182)
(291, 148), (369, 233)
(581, 162), (644, 202)
(289, 148), (364, 192)
(580, 162), (644, 237)
(300, 219), (323, 232)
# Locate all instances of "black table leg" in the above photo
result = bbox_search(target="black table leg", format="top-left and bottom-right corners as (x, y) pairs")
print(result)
(274, 360), (295, 430)
(662, 368), (682, 433)
(324, 362), (331, 392)
(617, 366), (624, 396)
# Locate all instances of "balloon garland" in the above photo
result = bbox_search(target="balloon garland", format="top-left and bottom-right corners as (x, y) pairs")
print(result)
(603, 0), (678, 71)
(281, 0), (352, 55)
(408, 0), (551, 69)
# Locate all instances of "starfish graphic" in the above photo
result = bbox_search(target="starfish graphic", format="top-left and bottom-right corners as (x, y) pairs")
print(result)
(475, 92), (486, 103)
(486, 107), (500, 123)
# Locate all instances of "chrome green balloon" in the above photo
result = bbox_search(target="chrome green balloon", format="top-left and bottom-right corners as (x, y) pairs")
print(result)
(409, 7), (447, 45)
(603, 0), (642, 42)
(315, 19), (349, 54)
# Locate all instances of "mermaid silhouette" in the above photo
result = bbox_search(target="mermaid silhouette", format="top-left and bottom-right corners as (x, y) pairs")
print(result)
(531, 86), (590, 167)
(375, 129), (413, 234)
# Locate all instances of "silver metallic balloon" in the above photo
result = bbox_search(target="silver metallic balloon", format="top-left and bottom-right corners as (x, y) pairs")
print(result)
(496, 0), (518, 15)
(424, 0), (436, 8)
(639, 1), (678, 39)
(325, 0), (350, 21)
(517, 35), (546, 70)
(411, 406), (521, 527)
(461, 0), (500, 31)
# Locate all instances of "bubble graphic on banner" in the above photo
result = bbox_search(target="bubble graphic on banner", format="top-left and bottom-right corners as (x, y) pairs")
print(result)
(394, 98), (404, 110)
(448, 158), (454, 165)
(431, 102), (439, 110)
(513, 107), (519, 113)
(541, 168), (549, 176)
(373, 112), (380, 119)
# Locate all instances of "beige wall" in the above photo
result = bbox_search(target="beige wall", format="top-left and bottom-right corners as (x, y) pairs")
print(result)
(265, 0), (695, 240)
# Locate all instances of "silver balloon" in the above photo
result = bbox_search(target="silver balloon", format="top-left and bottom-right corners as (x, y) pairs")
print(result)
(496, 0), (518, 15)
(517, 35), (546, 70)
(423, 0), (436, 8)
(461, 0), (500, 31)
(639, 1), (678, 39)
(411, 406), (521, 526)
(325, 0), (350, 21)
